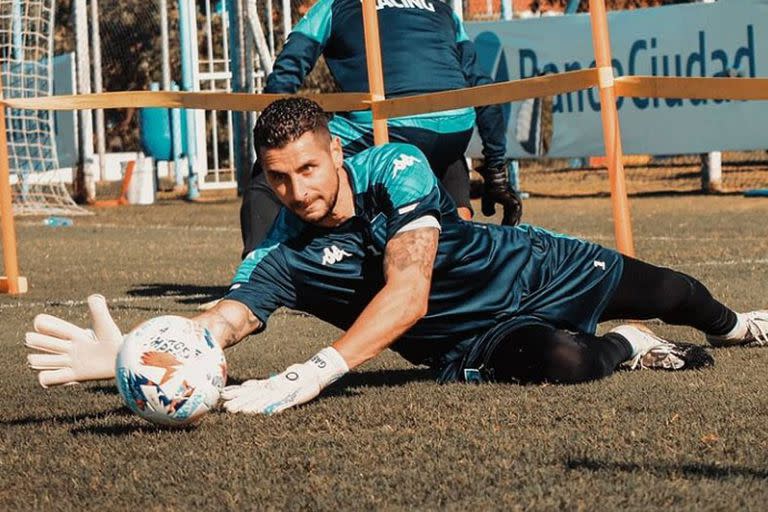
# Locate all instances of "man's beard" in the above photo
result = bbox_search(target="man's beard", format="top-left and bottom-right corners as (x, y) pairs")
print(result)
(312, 185), (339, 225)
(294, 172), (339, 225)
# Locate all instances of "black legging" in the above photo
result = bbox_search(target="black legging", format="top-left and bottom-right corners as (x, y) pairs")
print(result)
(600, 256), (735, 334)
(485, 256), (737, 385)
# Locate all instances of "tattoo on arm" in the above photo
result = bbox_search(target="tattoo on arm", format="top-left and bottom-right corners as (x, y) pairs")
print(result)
(195, 302), (262, 349)
(383, 227), (439, 282)
(209, 310), (245, 348)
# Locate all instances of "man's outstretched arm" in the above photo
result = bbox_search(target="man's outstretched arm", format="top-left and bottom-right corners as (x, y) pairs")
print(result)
(332, 226), (439, 367)
(25, 296), (261, 388)
(221, 226), (440, 415)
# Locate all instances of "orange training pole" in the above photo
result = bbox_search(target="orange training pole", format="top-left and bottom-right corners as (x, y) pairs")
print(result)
(0, 81), (27, 294)
(361, 0), (389, 145)
(589, 0), (635, 256)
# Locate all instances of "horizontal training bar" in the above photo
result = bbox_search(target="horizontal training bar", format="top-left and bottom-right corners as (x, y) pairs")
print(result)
(615, 76), (768, 100)
(3, 74), (768, 115)
(1, 91), (371, 112)
(372, 69), (599, 118)
(0, 71), (600, 114)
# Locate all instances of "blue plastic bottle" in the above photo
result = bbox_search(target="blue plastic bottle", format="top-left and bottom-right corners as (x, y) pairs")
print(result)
(42, 216), (73, 227)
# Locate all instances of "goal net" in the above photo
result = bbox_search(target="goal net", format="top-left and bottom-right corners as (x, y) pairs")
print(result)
(0, 0), (87, 216)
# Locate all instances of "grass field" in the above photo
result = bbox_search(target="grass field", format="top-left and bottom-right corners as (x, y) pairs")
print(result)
(2, 194), (768, 510)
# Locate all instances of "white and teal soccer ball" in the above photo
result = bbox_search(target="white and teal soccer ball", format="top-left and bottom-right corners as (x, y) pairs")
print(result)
(116, 315), (227, 427)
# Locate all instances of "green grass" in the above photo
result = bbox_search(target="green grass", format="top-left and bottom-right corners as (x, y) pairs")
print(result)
(2, 195), (768, 510)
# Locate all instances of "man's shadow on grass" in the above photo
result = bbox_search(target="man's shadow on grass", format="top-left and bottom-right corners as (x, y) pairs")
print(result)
(227, 367), (434, 399)
(326, 367), (433, 396)
(82, 367), (433, 397)
(127, 283), (228, 306)
(566, 456), (768, 481)
(1, 407), (133, 427)
(85, 384), (120, 396)
(70, 422), (197, 437)
(64, 368), (434, 437)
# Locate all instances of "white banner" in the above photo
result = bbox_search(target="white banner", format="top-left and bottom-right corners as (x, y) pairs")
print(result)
(465, 0), (768, 158)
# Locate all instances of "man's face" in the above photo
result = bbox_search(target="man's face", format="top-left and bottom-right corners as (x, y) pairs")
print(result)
(259, 130), (344, 225)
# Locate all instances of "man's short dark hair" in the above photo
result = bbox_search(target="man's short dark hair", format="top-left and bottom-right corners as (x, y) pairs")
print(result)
(253, 97), (331, 151)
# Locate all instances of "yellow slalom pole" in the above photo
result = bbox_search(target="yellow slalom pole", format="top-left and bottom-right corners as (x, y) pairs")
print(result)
(361, 0), (389, 145)
(589, 0), (635, 256)
(0, 76), (27, 294)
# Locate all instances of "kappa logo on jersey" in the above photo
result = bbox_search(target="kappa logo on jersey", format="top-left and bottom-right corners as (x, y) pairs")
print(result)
(593, 260), (606, 270)
(322, 245), (353, 266)
(392, 153), (421, 178)
(373, 0), (435, 12)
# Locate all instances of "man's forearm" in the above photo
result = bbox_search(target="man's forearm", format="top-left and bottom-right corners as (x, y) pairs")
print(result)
(193, 299), (262, 349)
(332, 227), (438, 369)
(332, 280), (429, 369)
(475, 103), (507, 167)
(263, 34), (322, 94)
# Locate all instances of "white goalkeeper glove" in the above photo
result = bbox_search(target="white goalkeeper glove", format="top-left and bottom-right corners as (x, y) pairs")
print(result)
(25, 294), (122, 388)
(222, 347), (349, 415)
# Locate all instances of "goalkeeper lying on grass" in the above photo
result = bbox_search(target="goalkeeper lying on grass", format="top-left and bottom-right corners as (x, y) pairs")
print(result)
(25, 98), (768, 415)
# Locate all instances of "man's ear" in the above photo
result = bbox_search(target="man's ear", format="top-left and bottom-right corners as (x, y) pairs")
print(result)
(330, 136), (343, 169)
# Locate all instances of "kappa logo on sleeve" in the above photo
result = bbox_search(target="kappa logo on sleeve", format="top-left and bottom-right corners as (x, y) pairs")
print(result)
(392, 153), (421, 178)
(321, 245), (353, 266)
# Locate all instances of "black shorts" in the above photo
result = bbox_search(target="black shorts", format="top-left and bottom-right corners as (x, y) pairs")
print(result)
(434, 316), (550, 383)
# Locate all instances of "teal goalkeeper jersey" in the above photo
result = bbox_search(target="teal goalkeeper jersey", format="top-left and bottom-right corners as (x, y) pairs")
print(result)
(264, 0), (507, 166)
(226, 143), (623, 368)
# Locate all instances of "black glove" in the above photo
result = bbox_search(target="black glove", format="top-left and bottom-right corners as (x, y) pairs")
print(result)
(479, 163), (523, 226)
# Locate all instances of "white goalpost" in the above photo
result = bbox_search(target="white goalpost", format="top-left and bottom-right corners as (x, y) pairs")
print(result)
(0, 0), (88, 215)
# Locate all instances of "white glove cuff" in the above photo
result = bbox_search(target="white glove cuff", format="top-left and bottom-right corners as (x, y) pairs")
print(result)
(308, 347), (349, 389)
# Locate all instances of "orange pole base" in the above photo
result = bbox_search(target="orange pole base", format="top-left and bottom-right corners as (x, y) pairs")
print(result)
(92, 160), (135, 208)
(0, 276), (28, 294)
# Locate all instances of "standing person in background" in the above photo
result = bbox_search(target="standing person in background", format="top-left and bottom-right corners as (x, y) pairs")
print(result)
(240, 0), (522, 256)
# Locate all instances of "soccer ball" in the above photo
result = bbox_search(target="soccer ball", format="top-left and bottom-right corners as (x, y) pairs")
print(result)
(115, 315), (227, 427)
